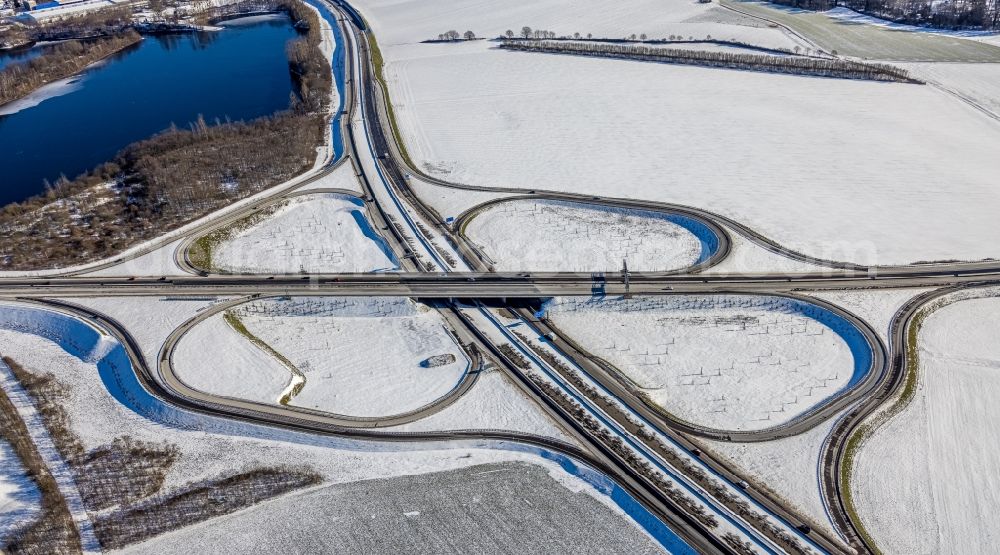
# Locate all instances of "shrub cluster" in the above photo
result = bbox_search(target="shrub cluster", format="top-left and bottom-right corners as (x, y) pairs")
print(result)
(500, 39), (916, 82)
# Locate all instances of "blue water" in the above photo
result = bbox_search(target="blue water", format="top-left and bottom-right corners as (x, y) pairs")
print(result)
(0, 16), (300, 206)
(349, 209), (400, 270)
(302, 0), (346, 163)
(665, 213), (720, 265)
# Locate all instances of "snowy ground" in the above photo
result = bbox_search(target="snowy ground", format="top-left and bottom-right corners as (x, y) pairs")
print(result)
(172, 309), (291, 405)
(118, 461), (667, 554)
(351, 0), (804, 51)
(176, 297), (470, 418)
(699, 226), (836, 275)
(83, 239), (189, 278)
(463, 199), (708, 272)
(386, 368), (575, 443)
(0, 439), (42, 542)
(806, 287), (929, 345)
(901, 62), (1000, 120)
(852, 291), (1000, 554)
(293, 161), (364, 195)
(407, 175), (517, 223)
(545, 295), (864, 431)
(377, 38), (1000, 266)
(209, 193), (398, 274)
(0, 298), (677, 551)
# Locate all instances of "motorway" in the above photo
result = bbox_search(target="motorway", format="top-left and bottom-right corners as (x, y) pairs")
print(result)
(2, 0), (999, 553)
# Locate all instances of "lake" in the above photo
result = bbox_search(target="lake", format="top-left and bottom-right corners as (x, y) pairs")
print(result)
(0, 15), (300, 206)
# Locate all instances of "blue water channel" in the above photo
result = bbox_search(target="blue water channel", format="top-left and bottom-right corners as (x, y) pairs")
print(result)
(0, 15), (301, 206)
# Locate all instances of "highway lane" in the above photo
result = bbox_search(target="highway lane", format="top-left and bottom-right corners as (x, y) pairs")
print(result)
(1, 273), (998, 298)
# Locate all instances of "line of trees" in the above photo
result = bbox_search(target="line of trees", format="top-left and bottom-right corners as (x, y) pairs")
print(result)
(426, 29), (476, 41)
(768, 0), (999, 29)
(0, 371), (81, 553)
(0, 30), (142, 106)
(500, 39), (916, 82)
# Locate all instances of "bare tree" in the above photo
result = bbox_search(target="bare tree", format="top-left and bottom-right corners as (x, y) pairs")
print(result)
(505, 29), (514, 38)
(521, 25), (532, 38)
(464, 30), (475, 40)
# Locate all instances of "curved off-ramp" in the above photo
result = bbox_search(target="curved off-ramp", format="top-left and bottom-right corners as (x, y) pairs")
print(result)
(161, 294), (481, 428)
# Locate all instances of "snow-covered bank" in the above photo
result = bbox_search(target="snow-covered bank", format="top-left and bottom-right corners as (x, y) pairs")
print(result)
(852, 290), (1000, 554)
(0, 75), (84, 117)
(208, 193), (399, 274)
(463, 199), (714, 272)
(174, 297), (470, 418)
(546, 295), (870, 431)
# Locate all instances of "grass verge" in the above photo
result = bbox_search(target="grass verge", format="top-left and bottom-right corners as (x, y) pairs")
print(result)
(223, 310), (305, 404)
(366, 32), (418, 172)
(187, 202), (285, 273)
(838, 306), (929, 555)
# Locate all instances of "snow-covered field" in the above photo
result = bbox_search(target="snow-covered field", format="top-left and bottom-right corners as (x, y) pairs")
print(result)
(0, 440), (42, 541)
(117, 461), (667, 554)
(700, 226), (836, 275)
(902, 62), (1000, 119)
(0, 298), (678, 551)
(806, 287), (928, 344)
(545, 295), (867, 431)
(722, 1), (1000, 61)
(209, 193), (398, 274)
(386, 368), (574, 443)
(352, 0), (803, 51)
(175, 297), (470, 418)
(463, 199), (710, 272)
(852, 291), (1000, 554)
(172, 309), (291, 405)
(353, 0), (1000, 266)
